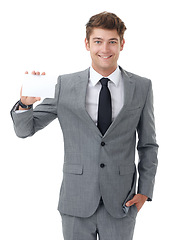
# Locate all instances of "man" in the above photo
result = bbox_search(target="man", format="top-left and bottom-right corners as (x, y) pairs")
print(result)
(11, 12), (158, 240)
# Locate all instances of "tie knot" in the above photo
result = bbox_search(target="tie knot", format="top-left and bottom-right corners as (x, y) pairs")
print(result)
(100, 78), (110, 86)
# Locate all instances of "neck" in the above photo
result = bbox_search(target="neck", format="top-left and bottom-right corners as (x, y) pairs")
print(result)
(92, 65), (118, 77)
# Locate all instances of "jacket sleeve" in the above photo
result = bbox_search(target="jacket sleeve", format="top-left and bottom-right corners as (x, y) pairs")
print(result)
(10, 76), (61, 138)
(136, 80), (159, 201)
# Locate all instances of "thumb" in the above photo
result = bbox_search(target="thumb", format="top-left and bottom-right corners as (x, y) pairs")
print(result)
(126, 196), (137, 207)
(35, 97), (41, 102)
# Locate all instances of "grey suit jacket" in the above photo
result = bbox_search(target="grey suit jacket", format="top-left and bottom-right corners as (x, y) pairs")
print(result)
(11, 66), (158, 219)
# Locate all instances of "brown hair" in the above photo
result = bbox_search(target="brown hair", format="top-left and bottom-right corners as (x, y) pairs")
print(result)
(86, 11), (127, 42)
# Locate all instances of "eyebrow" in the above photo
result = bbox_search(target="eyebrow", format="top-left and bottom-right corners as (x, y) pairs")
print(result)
(109, 38), (119, 41)
(92, 37), (119, 41)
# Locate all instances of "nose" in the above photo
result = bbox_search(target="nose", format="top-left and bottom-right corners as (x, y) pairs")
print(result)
(101, 42), (110, 52)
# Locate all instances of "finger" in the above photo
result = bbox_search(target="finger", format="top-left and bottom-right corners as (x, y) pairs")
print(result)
(41, 72), (46, 75)
(20, 86), (23, 98)
(126, 200), (135, 207)
(35, 97), (41, 101)
(36, 71), (40, 75)
(126, 196), (137, 207)
(25, 71), (28, 74)
(32, 71), (36, 75)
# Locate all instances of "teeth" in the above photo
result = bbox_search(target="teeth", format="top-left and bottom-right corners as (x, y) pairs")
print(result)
(100, 56), (111, 59)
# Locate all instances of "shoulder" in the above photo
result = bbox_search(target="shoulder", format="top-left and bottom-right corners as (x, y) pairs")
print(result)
(120, 67), (153, 102)
(55, 68), (89, 93)
(120, 66), (152, 90)
(58, 68), (89, 81)
(124, 69), (151, 84)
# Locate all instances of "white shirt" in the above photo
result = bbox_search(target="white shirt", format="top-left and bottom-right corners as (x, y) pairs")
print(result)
(85, 66), (124, 125)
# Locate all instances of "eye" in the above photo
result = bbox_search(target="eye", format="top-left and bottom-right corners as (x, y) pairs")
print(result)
(95, 41), (101, 44)
(110, 41), (117, 44)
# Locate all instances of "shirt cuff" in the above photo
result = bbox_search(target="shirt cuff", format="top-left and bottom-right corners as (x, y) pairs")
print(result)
(13, 101), (29, 113)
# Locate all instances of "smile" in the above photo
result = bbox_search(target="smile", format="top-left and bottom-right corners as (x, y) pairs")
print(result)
(98, 55), (112, 59)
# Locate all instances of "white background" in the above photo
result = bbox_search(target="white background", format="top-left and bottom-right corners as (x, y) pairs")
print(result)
(0, 0), (175, 239)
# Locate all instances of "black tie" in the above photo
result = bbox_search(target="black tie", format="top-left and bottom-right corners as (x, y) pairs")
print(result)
(97, 78), (112, 135)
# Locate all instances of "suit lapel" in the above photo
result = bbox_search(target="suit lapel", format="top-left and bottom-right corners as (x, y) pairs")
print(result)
(74, 67), (136, 138)
(103, 67), (136, 137)
(75, 68), (102, 136)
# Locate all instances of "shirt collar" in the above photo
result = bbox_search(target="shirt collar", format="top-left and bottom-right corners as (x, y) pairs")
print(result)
(89, 66), (121, 87)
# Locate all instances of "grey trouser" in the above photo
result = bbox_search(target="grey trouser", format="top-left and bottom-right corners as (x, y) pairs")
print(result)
(60, 198), (137, 240)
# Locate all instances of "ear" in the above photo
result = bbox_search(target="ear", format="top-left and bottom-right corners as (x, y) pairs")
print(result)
(120, 38), (125, 51)
(85, 38), (90, 51)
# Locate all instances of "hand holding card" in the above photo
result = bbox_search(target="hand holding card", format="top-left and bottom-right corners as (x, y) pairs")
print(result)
(19, 71), (57, 110)
(22, 71), (57, 98)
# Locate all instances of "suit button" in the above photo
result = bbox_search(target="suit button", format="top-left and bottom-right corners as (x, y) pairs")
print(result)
(100, 163), (105, 168)
(101, 142), (105, 146)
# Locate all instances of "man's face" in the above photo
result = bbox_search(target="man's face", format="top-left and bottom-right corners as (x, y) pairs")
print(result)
(85, 28), (125, 76)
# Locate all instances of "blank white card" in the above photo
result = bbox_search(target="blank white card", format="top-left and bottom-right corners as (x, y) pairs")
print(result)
(22, 74), (57, 98)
